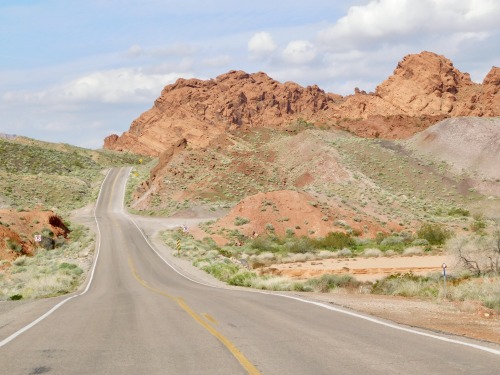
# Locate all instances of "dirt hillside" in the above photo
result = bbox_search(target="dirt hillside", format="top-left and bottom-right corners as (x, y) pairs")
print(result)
(407, 117), (500, 181)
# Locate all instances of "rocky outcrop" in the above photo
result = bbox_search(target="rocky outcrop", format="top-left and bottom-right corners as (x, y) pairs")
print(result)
(104, 52), (499, 156)
(375, 51), (472, 115)
(104, 71), (341, 156)
(0, 209), (71, 260)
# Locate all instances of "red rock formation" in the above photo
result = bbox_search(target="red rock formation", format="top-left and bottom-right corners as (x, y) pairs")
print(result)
(104, 52), (499, 156)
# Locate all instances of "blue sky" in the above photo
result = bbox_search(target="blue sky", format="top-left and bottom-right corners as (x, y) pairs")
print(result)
(1, 0), (499, 148)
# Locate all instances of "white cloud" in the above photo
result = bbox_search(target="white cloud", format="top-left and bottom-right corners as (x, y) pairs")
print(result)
(248, 32), (277, 56)
(318, 0), (500, 50)
(283, 40), (316, 64)
(3, 68), (193, 105)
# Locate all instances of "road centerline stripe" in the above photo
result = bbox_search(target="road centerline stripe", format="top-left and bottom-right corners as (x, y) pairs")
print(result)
(127, 258), (261, 375)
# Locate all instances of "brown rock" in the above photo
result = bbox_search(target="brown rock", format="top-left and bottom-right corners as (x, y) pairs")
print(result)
(104, 52), (500, 155)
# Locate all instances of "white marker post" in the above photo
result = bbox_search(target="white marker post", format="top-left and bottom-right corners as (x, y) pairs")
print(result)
(442, 263), (447, 299)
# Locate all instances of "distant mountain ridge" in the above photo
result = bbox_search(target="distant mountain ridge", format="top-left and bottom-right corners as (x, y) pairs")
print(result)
(104, 51), (499, 156)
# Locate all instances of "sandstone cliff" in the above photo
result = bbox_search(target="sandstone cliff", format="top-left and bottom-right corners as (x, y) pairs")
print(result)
(104, 51), (499, 156)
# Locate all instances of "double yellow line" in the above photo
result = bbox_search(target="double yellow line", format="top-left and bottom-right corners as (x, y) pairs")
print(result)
(128, 258), (261, 375)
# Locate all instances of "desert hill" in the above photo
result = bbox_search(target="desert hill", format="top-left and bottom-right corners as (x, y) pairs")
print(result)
(0, 136), (146, 262)
(125, 117), (500, 246)
(407, 117), (500, 181)
(104, 51), (499, 156)
(406, 117), (500, 199)
(112, 51), (500, 245)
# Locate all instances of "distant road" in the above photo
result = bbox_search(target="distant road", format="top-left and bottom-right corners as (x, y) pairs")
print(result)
(1, 167), (499, 374)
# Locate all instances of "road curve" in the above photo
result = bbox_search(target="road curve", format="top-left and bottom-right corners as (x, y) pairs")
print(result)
(0, 167), (499, 374)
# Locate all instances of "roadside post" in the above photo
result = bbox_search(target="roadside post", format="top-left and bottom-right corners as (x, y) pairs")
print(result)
(442, 263), (447, 299)
(176, 239), (181, 256)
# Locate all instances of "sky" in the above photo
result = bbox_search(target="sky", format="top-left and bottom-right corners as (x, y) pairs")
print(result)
(1, 0), (499, 149)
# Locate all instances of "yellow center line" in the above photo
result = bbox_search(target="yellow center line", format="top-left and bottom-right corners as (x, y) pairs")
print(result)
(127, 258), (261, 375)
(203, 313), (218, 325)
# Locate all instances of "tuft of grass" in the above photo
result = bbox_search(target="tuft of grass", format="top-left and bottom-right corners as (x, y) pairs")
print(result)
(305, 274), (360, 292)
(234, 216), (250, 226)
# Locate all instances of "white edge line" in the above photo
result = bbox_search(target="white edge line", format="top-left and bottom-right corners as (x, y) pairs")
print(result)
(0, 169), (112, 348)
(122, 167), (500, 357)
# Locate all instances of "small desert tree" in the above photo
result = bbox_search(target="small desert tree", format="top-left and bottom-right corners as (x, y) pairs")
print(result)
(447, 228), (500, 276)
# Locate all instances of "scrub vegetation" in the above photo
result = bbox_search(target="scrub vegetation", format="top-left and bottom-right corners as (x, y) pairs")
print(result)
(0, 136), (149, 299)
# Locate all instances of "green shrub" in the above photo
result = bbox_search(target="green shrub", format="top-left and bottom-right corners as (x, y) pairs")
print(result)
(316, 232), (354, 250)
(234, 217), (250, 226)
(286, 236), (314, 254)
(265, 223), (275, 232)
(417, 223), (450, 245)
(380, 236), (405, 247)
(228, 271), (256, 286)
(202, 262), (239, 282)
(306, 274), (360, 292)
(470, 215), (486, 232)
(5, 238), (23, 253)
(448, 208), (469, 217)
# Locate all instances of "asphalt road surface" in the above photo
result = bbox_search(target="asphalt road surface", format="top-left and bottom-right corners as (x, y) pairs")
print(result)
(1, 168), (499, 374)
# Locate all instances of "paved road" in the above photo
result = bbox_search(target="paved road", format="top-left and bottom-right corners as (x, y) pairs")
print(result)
(1, 168), (499, 374)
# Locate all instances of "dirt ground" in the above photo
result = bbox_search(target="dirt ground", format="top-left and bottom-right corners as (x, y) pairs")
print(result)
(296, 291), (500, 345)
(246, 253), (500, 344)
(261, 254), (452, 281)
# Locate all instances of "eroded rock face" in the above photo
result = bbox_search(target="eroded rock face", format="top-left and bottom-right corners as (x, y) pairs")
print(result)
(104, 51), (499, 156)
(105, 70), (341, 156)
(375, 51), (472, 115)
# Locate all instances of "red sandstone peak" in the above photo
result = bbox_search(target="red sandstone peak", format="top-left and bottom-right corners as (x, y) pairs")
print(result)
(104, 51), (499, 155)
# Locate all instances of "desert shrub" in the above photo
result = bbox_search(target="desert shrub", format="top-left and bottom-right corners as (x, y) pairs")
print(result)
(337, 248), (352, 257)
(449, 276), (500, 311)
(249, 235), (281, 253)
(58, 262), (83, 276)
(372, 272), (439, 298)
(12, 255), (29, 266)
(201, 262), (240, 282)
(470, 214), (487, 232)
(417, 223), (450, 245)
(403, 246), (424, 256)
(305, 274), (360, 292)
(318, 250), (336, 259)
(41, 228), (54, 237)
(375, 232), (389, 244)
(411, 238), (429, 246)
(380, 236), (405, 247)
(265, 223), (275, 232)
(234, 216), (250, 226)
(448, 208), (469, 217)
(228, 270), (256, 286)
(363, 248), (382, 257)
(316, 232), (354, 250)
(5, 238), (23, 253)
(447, 230), (500, 276)
(286, 236), (314, 253)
